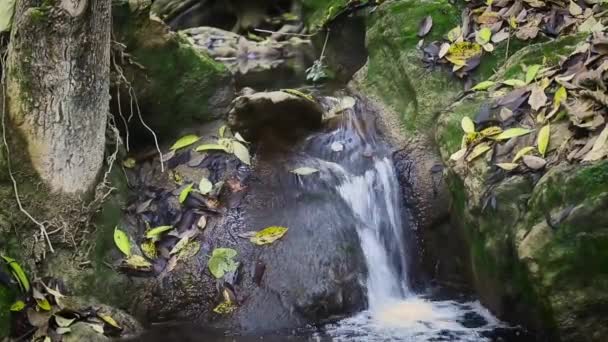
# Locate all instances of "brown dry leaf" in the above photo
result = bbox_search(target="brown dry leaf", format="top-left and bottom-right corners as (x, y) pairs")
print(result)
(466, 142), (492, 162)
(568, 1), (583, 16)
(476, 11), (501, 25)
(583, 125), (608, 161)
(523, 155), (547, 170)
(529, 85), (548, 111)
(516, 25), (539, 40)
(492, 29), (510, 43)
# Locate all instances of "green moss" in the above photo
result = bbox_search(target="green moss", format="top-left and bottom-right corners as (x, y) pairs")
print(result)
(301, 0), (350, 30)
(0, 284), (15, 338)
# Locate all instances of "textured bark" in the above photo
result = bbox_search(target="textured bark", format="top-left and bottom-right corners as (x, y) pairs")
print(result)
(6, 0), (111, 194)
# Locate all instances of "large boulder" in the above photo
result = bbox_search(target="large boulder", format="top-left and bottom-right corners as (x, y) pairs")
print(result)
(111, 0), (235, 142)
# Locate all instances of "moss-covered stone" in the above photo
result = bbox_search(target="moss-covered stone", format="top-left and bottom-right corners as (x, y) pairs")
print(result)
(301, 0), (350, 30)
(112, 0), (234, 142)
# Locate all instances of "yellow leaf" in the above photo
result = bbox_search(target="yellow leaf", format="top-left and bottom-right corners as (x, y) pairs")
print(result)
(122, 158), (136, 169)
(145, 225), (173, 240)
(496, 163), (519, 171)
(491, 127), (534, 140)
(170, 135), (200, 151)
(1, 256), (30, 292)
(195, 144), (228, 152)
(141, 240), (157, 259)
(537, 124), (550, 157)
(466, 142), (492, 162)
(281, 89), (315, 102)
(218, 125), (227, 138)
(509, 16), (518, 29)
(113, 227), (131, 257)
(446, 26), (462, 42)
(525, 64), (541, 84)
(476, 28), (492, 45)
(213, 301), (238, 314)
(179, 184), (194, 203)
(99, 314), (121, 329)
(512, 146), (536, 162)
(480, 126), (502, 137)
(10, 300), (25, 312)
(124, 255), (152, 270)
(553, 86), (567, 109)
(461, 116), (475, 134)
(450, 148), (466, 161)
(232, 141), (251, 165)
(445, 42), (482, 66)
(502, 79), (526, 87)
(472, 81), (495, 91)
(36, 298), (51, 311)
(250, 226), (289, 245)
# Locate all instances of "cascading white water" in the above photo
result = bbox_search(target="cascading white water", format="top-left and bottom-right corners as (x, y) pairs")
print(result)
(302, 96), (506, 341)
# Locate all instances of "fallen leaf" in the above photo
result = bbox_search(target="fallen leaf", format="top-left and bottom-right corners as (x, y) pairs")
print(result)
(516, 25), (539, 40)
(525, 64), (541, 84)
(496, 163), (519, 171)
(578, 16), (603, 33)
(537, 124), (550, 156)
(438, 43), (450, 58)
(141, 240), (157, 259)
(99, 314), (121, 330)
(1, 255), (30, 292)
(89, 323), (105, 334)
(179, 183), (194, 203)
(170, 237), (190, 256)
(232, 141), (251, 165)
(492, 127), (534, 140)
(56, 327), (71, 335)
(476, 28), (492, 45)
(553, 86), (567, 109)
(480, 126), (503, 137)
(446, 26), (462, 42)
(513, 146), (536, 162)
(113, 227), (131, 257)
(583, 125), (608, 161)
(472, 80), (495, 91)
(445, 42), (482, 66)
(145, 225), (173, 240)
(250, 226), (289, 245)
(503, 79), (527, 87)
(122, 158), (136, 169)
(523, 155), (547, 170)
(568, 1), (582, 16)
(476, 11), (501, 25)
(529, 85), (548, 111)
(171, 135), (199, 151)
(199, 177), (213, 195)
(124, 255), (152, 270)
(234, 132), (248, 144)
(291, 167), (319, 175)
(33, 288), (51, 311)
(208, 248), (238, 279)
(450, 148), (467, 161)
(195, 144), (228, 152)
(10, 300), (25, 312)
(461, 116), (476, 133)
(466, 142), (492, 162)
(54, 315), (76, 328)
(177, 241), (201, 260)
(213, 301), (238, 314)
(492, 29), (509, 43)
(197, 216), (207, 230)
(418, 15), (433, 37)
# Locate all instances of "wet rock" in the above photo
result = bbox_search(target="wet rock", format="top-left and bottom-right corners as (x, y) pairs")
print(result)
(63, 323), (110, 342)
(228, 91), (323, 141)
(182, 27), (315, 87)
(111, 1), (235, 142)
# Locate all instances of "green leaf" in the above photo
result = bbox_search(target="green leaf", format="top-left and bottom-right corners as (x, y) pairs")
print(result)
(124, 255), (152, 270)
(537, 124), (550, 157)
(461, 116), (475, 134)
(476, 28), (492, 45)
(553, 86), (567, 109)
(291, 167), (319, 175)
(491, 128), (534, 140)
(496, 163), (519, 171)
(1, 255), (30, 292)
(195, 144), (228, 152)
(0, 0), (16, 33)
(199, 177), (213, 195)
(218, 125), (227, 138)
(250, 226), (289, 245)
(502, 79), (527, 87)
(113, 227), (132, 256)
(213, 301), (238, 314)
(512, 146), (536, 162)
(471, 81), (495, 91)
(170, 134), (200, 151)
(179, 184), (194, 203)
(122, 158), (136, 169)
(446, 26), (462, 42)
(525, 64), (541, 84)
(145, 225), (173, 239)
(36, 298), (51, 311)
(465, 142), (492, 162)
(141, 240), (158, 259)
(207, 248), (238, 279)
(232, 141), (251, 165)
(177, 241), (201, 260)
(10, 300), (25, 312)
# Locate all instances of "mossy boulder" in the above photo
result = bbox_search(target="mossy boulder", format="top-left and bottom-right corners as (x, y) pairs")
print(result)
(112, 0), (235, 142)
(437, 34), (607, 341)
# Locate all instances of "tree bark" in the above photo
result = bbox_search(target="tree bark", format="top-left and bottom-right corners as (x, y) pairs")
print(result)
(6, 0), (111, 194)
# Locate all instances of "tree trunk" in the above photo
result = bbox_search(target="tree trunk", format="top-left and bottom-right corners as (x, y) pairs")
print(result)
(6, 0), (111, 194)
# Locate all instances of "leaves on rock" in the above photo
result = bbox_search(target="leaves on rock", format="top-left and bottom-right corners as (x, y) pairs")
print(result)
(513, 146), (536, 162)
(179, 183), (194, 203)
(1, 255), (30, 292)
(198, 177), (213, 195)
(525, 65), (541, 84)
(195, 144), (228, 152)
(250, 226), (289, 246)
(493, 127), (533, 141)
(113, 227), (131, 257)
(208, 248), (238, 279)
(472, 81), (495, 91)
(145, 225), (173, 240)
(461, 116), (475, 134)
(124, 255), (152, 270)
(445, 42), (482, 67)
(537, 124), (550, 157)
(466, 142), (492, 162)
(171, 135), (200, 150)
(418, 15), (433, 37)
(232, 141), (251, 165)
